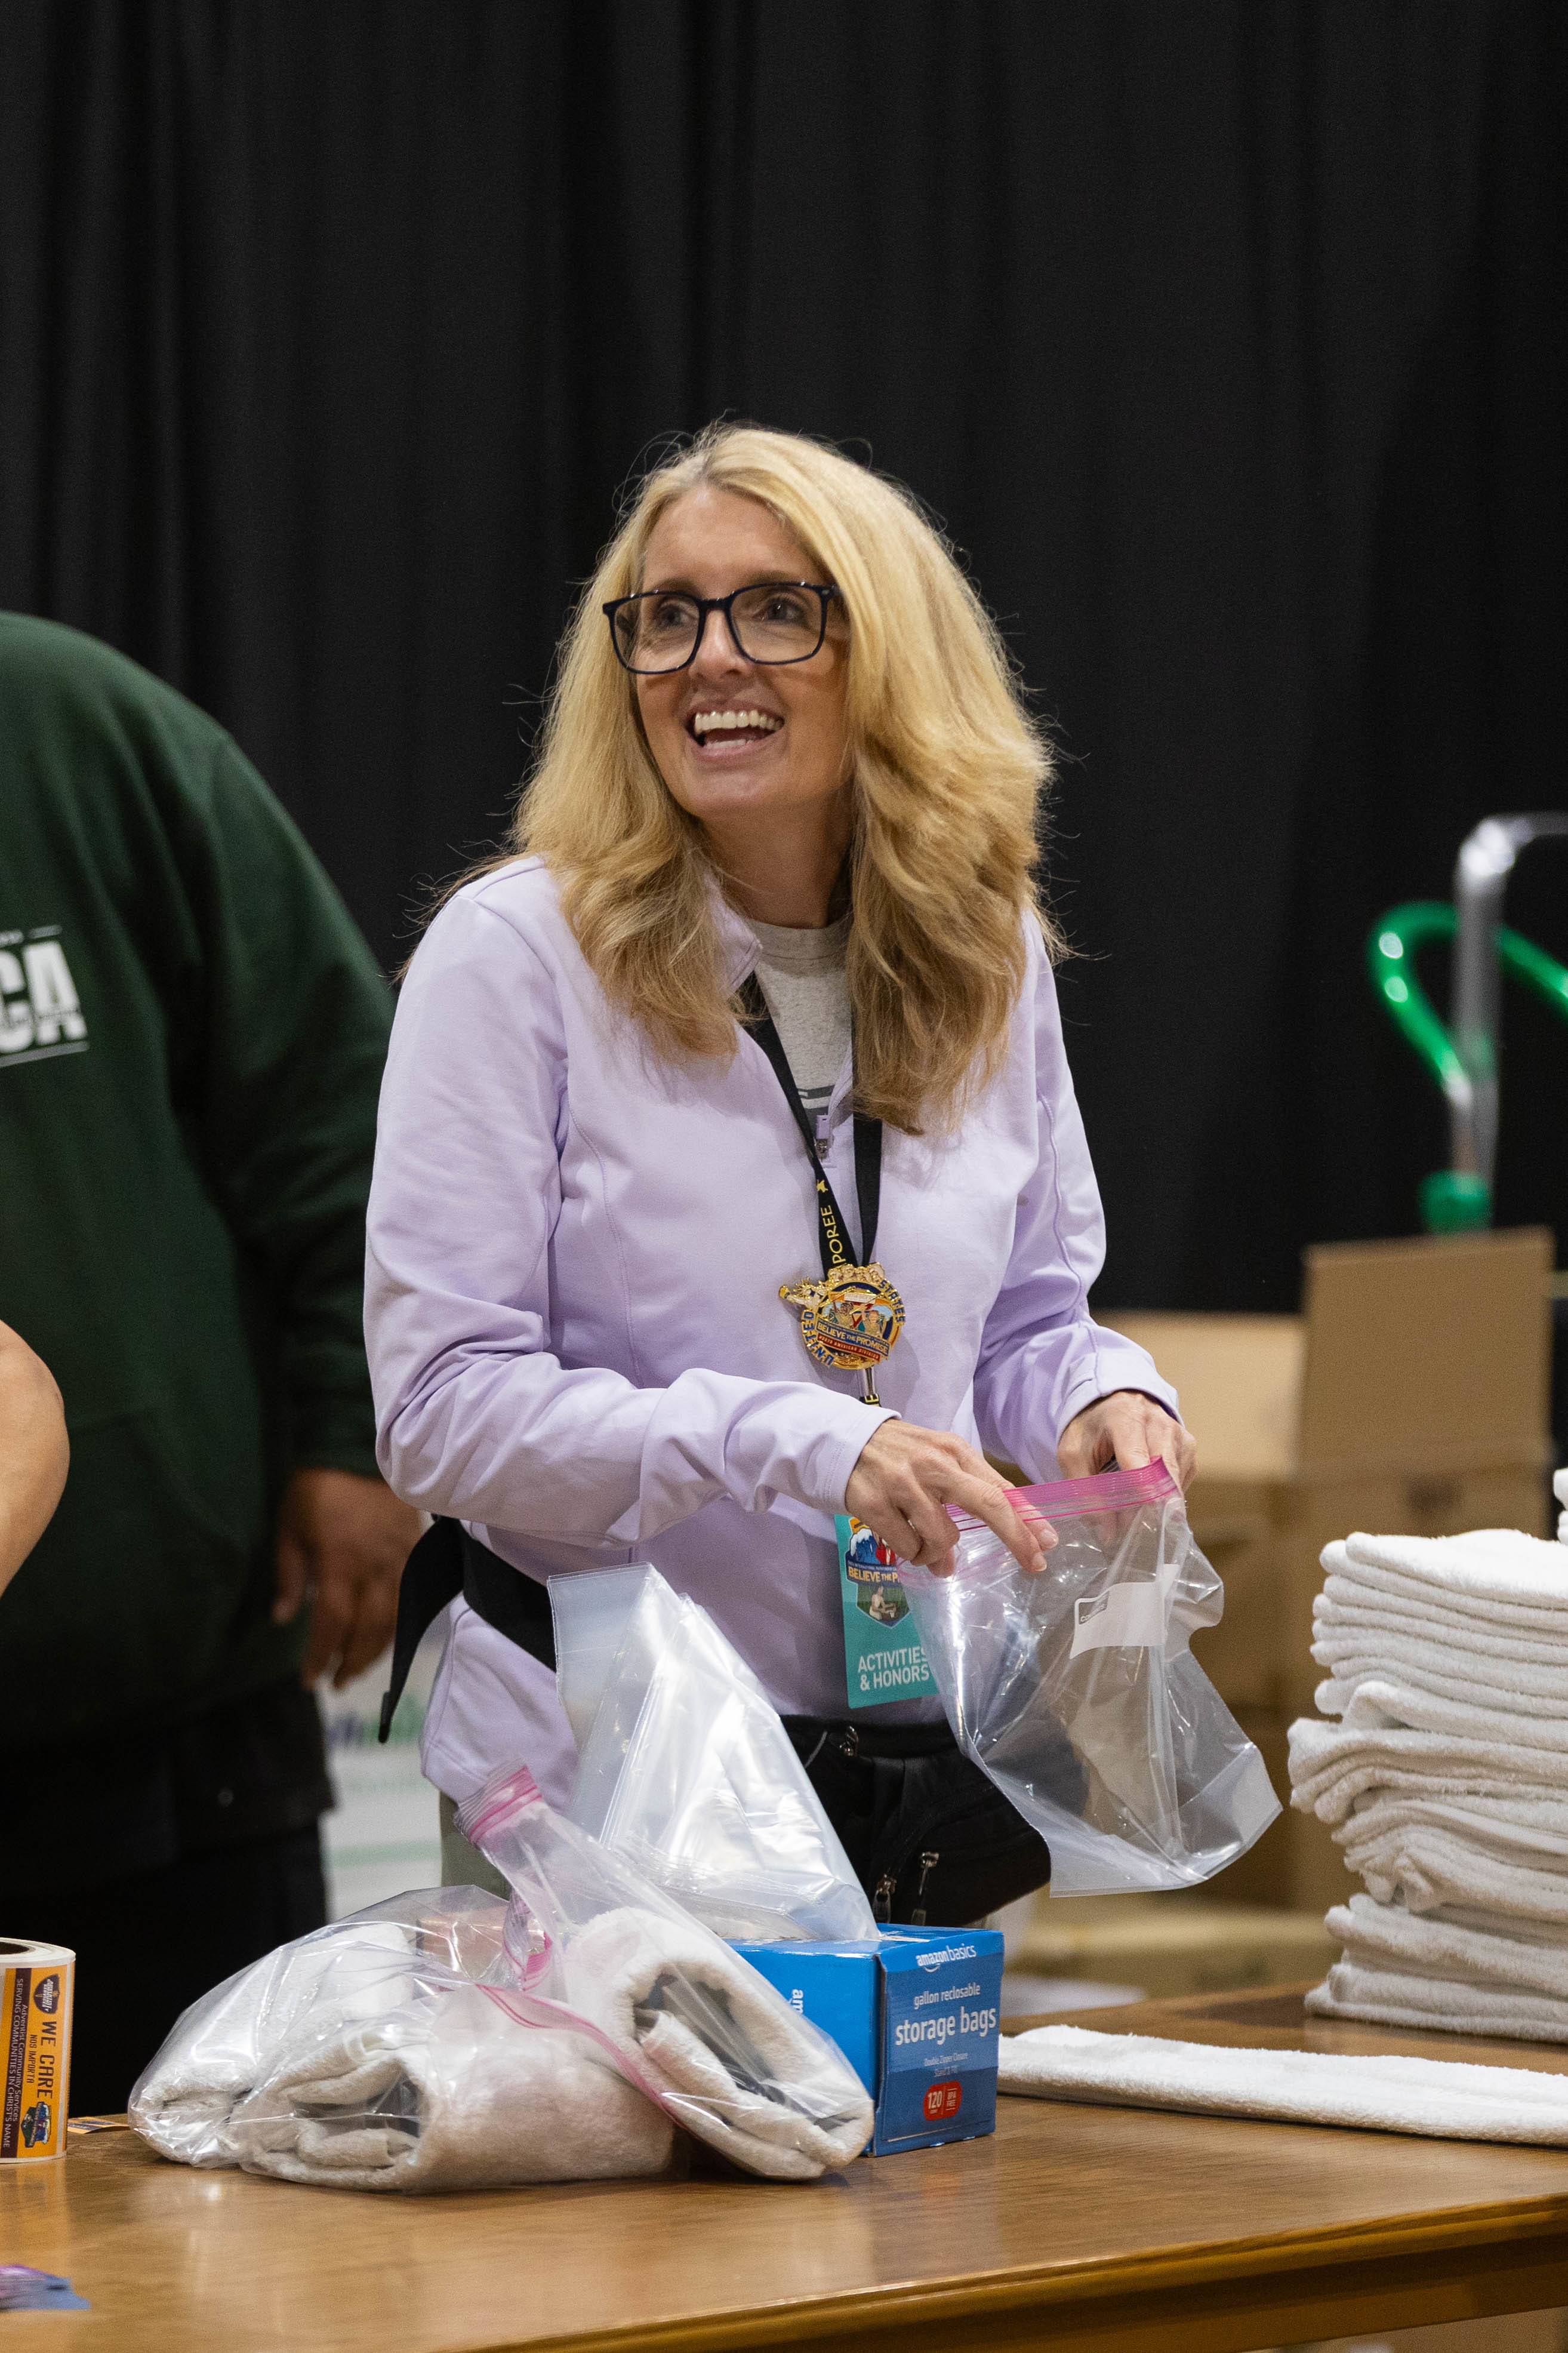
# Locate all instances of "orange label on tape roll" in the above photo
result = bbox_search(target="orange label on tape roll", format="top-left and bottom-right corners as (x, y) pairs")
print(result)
(0, 1942), (74, 2162)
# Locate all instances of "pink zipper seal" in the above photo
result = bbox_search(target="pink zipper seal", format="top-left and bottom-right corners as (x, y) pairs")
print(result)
(947, 1456), (1179, 1534)
(458, 1762), (542, 1849)
(457, 1764), (675, 2111)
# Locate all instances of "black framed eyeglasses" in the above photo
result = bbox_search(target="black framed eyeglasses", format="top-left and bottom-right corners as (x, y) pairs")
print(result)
(603, 580), (839, 675)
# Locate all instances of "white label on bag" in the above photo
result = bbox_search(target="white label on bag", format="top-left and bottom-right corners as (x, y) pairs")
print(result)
(1070, 1580), (1169, 1657)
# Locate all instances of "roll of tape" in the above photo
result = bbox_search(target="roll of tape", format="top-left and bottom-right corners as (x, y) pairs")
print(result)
(1, 1939), (75, 2161)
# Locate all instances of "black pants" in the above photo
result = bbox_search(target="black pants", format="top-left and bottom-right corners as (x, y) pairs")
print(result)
(15, 1824), (326, 2117)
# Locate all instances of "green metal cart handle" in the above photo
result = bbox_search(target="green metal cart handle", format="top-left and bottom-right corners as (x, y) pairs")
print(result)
(1368, 903), (1568, 1231)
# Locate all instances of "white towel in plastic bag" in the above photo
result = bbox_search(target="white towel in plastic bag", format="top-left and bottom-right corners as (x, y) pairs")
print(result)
(224, 1978), (669, 2191)
(458, 1764), (874, 2179)
(130, 1886), (673, 2191)
(132, 1914), (416, 2157)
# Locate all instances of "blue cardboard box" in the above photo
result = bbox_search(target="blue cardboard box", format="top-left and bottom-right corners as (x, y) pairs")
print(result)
(731, 1927), (1003, 2155)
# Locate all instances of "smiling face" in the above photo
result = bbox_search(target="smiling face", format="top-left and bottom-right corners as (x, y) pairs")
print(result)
(633, 486), (852, 848)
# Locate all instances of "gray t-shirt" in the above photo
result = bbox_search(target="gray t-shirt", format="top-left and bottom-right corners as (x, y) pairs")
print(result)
(747, 913), (851, 1140)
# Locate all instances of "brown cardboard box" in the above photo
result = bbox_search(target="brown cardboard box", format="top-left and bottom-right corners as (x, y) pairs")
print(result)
(1001, 1889), (1339, 2000)
(1102, 1226), (1554, 1912)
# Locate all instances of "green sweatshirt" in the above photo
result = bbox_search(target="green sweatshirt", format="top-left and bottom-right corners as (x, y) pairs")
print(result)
(0, 614), (392, 1747)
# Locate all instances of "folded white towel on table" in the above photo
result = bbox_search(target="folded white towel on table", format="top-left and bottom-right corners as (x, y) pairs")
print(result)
(1307, 1963), (1568, 2046)
(224, 1982), (671, 2191)
(565, 1906), (873, 2180)
(1336, 1817), (1568, 1927)
(1437, 1899), (1568, 1940)
(1316, 1580), (1568, 1671)
(1327, 1891), (1568, 2000)
(999, 2022), (1568, 2138)
(1342, 1790), (1568, 1858)
(1312, 1632), (1568, 1714)
(1333, 1791), (1568, 1912)
(1289, 1717), (1568, 1821)
(1323, 1533), (1568, 1637)
(1319, 1675), (1568, 1751)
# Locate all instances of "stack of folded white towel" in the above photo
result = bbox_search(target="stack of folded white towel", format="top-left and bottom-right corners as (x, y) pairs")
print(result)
(1291, 1490), (1568, 2044)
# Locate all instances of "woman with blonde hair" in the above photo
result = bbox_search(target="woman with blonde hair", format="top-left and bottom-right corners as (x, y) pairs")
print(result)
(366, 423), (1192, 1921)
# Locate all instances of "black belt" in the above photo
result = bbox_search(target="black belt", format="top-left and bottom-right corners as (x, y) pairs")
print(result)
(378, 1518), (555, 1743)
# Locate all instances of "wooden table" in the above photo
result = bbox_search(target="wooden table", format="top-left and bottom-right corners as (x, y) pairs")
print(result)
(8, 1986), (1568, 2353)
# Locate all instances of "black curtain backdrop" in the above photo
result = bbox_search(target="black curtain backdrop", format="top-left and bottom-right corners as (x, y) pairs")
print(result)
(1, 1), (1563, 1311)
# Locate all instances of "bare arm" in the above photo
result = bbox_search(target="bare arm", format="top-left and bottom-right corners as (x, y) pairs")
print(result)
(0, 1321), (69, 1594)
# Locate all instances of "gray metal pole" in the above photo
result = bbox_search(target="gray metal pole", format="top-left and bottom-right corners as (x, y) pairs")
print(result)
(1451, 813), (1568, 1195)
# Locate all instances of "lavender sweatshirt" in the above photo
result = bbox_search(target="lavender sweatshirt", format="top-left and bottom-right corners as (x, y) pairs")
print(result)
(364, 858), (1177, 1804)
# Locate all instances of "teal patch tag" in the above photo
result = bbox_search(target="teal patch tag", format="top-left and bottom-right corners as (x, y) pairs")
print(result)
(836, 1515), (941, 1711)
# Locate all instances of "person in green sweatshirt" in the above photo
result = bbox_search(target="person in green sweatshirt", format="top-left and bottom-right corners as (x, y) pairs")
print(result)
(0, 613), (419, 2114)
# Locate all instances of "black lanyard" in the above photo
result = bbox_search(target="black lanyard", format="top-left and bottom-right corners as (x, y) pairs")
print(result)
(738, 972), (882, 1274)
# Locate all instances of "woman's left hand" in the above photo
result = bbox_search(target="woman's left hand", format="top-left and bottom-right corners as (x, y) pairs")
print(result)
(1056, 1391), (1197, 1491)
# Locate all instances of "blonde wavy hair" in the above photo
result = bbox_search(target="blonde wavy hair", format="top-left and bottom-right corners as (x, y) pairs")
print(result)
(515, 423), (1056, 1134)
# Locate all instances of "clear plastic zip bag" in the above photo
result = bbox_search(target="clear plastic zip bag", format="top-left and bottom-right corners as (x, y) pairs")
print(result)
(458, 1763), (875, 2179)
(129, 1885), (674, 2190)
(552, 1564), (876, 1944)
(899, 1461), (1280, 1894)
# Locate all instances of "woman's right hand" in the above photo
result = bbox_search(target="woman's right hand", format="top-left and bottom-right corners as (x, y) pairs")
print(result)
(843, 1419), (1052, 1577)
